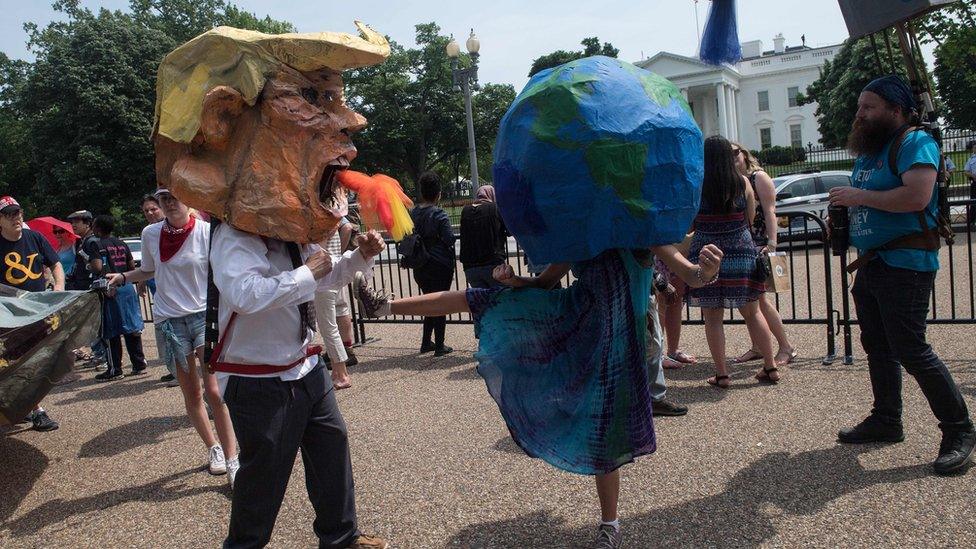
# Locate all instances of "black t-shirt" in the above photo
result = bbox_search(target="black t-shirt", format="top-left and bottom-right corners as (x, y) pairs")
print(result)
(0, 228), (60, 292)
(96, 236), (134, 275)
(459, 201), (507, 268)
(66, 234), (100, 290)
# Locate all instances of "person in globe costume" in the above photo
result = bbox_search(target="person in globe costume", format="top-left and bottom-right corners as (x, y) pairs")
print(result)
(355, 56), (722, 548)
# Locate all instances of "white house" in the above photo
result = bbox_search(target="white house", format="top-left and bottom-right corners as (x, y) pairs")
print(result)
(637, 34), (841, 152)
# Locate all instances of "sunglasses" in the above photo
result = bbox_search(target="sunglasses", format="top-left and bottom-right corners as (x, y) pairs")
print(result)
(733, 148), (744, 156)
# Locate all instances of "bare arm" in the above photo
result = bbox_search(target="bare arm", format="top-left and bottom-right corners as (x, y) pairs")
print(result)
(493, 262), (572, 289)
(753, 171), (779, 248)
(339, 222), (354, 251)
(829, 166), (936, 212)
(651, 243), (723, 288)
(743, 175), (757, 228)
(107, 267), (154, 287)
(52, 262), (65, 291)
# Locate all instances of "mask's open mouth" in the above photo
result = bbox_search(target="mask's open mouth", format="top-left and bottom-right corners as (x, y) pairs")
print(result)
(319, 158), (350, 215)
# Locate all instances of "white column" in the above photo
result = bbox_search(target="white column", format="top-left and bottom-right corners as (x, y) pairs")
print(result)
(680, 88), (689, 101)
(724, 85), (735, 141)
(716, 83), (728, 137)
(729, 87), (739, 141)
(733, 88), (741, 141)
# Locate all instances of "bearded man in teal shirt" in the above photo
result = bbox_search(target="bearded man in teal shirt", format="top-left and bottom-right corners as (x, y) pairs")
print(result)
(829, 75), (974, 475)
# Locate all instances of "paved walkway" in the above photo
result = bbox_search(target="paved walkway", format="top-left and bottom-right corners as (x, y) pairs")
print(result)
(2, 321), (975, 548)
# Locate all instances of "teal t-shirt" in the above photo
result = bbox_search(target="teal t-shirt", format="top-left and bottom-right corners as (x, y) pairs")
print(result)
(849, 130), (940, 272)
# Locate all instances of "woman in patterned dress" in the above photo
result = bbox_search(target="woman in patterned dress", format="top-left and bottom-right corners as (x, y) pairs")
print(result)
(730, 143), (797, 366)
(687, 136), (780, 388)
(355, 242), (722, 547)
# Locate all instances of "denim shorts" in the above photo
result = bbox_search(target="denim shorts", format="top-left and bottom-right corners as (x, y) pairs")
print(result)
(159, 310), (206, 360)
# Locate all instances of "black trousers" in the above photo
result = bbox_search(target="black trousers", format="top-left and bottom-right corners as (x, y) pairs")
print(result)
(223, 364), (358, 549)
(104, 333), (146, 375)
(413, 261), (455, 348)
(852, 259), (973, 434)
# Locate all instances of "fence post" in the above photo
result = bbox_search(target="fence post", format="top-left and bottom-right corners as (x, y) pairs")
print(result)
(838, 252), (855, 365)
(821, 224), (837, 365)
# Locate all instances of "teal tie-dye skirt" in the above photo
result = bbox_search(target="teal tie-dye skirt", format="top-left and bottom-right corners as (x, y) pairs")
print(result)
(466, 249), (656, 475)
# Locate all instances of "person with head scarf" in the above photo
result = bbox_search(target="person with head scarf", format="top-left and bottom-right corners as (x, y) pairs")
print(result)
(459, 184), (508, 289)
(829, 75), (975, 475)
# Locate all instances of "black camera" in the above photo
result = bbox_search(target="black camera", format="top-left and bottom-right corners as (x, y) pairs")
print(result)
(828, 205), (849, 256)
(89, 277), (116, 297)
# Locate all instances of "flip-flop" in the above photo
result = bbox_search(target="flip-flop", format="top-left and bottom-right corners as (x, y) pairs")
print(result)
(707, 374), (731, 389)
(669, 350), (697, 364)
(662, 356), (683, 369)
(774, 349), (798, 365)
(732, 349), (763, 363)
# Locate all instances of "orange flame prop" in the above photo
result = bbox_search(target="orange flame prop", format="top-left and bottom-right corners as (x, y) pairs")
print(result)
(336, 170), (414, 241)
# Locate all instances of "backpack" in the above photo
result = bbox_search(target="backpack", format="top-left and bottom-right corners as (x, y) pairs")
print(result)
(398, 231), (429, 269)
(888, 125), (954, 246)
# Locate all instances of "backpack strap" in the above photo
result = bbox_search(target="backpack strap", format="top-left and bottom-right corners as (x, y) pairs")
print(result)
(203, 218), (221, 368)
(888, 124), (922, 178)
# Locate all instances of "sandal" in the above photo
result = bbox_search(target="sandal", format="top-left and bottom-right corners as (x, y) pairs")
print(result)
(668, 350), (697, 364)
(732, 349), (763, 363)
(662, 355), (683, 369)
(755, 366), (780, 384)
(707, 374), (731, 389)
(774, 348), (798, 366)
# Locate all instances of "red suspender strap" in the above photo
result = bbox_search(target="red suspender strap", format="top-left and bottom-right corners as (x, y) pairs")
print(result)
(209, 311), (322, 374)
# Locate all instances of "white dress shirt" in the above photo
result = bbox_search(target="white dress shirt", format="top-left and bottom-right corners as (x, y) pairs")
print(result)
(211, 223), (372, 395)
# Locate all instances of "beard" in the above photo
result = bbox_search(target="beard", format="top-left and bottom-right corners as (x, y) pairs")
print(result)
(847, 116), (898, 157)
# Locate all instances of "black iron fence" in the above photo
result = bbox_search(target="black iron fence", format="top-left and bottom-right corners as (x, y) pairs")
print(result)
(352, 212), (844, 364)
(135, 200), (976, 366)
(352, 202), (976, 365)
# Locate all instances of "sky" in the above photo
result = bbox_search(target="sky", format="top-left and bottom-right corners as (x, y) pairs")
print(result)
(0, 0), (936, 91)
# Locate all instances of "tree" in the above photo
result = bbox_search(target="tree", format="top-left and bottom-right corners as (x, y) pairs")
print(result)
(916, 3), (976, 47)
(528, 37), (619, 77)
(344, 23), (516, 195)
(800, 33), (909, 147)
(130, 0), (294, 44)
(933, 26), (976, 129)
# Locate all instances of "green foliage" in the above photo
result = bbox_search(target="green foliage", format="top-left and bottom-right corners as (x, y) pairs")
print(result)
(344, 22), (515, 197)
(130, 0), (294, 44)
(528, 37), (619, 77)
(0, 0), (294, 234)
(933, 26), (976, 130)
(800, 34), (911, 147)
(916, 3), (976, 46)
(756, 145), (806, 166)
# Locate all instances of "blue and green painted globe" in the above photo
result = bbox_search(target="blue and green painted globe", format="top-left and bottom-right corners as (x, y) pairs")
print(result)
(493, 56), (703, 264)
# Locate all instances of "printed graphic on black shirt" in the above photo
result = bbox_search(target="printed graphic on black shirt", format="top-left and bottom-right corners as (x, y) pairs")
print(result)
(0, 229), (59, 292)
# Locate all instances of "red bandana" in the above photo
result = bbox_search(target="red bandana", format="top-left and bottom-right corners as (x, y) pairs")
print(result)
(160, 216), (196, 262)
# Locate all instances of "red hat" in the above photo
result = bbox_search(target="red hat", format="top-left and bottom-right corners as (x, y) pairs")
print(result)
(0, 196), (22, 215)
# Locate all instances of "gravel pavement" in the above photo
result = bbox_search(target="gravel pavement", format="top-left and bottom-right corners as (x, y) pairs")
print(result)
(3, 283), (976, 547)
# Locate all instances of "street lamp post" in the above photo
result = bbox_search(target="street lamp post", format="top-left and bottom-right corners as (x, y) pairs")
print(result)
(447, 29), (480, 197)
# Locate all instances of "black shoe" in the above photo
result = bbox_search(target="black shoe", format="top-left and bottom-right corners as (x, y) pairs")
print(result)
(433, 345), (453, 357)
(130, 365), (147, 376)
(933, 429), (976, 475)
(420, 342), (435, 354)
(31, 410), (59, 432)
(652, 399), (688, 417)
(344, 347), (359, 367)
(95, 371), (125, 382)
(838, 416), (904, 444)
(159, 373), (175, 382)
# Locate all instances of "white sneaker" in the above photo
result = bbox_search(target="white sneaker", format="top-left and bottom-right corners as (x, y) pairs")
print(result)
(227, 455), (240, 490)
(208, 444), (227, 475)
